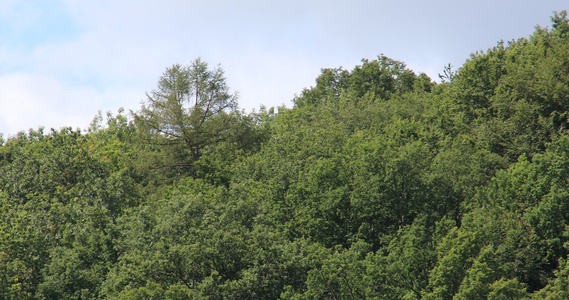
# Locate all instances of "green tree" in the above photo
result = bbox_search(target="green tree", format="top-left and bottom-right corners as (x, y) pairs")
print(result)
(0, 127), (137, 299)
(134, 58), (238, 170)
(294, 55), (434, 108)
(447, 10), (569, 161)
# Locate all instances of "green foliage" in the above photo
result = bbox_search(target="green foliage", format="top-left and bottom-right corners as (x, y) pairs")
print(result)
(3, 12), (569, 298)
(294, 55), (434, 107)
(0, 127), (138, 299)
(449, 11), (569, 161)
(134, 58), (239, 174)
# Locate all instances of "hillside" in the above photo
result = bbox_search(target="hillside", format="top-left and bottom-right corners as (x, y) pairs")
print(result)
(1, 11), (569, 299)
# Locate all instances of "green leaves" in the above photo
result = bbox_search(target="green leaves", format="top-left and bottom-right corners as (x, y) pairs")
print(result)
(0, 127), (138, 298)
(295, 55), (434, 107)
(3, 12), (569, 298)
(135, 58), (238, 165)
(448, 11), (569, 161)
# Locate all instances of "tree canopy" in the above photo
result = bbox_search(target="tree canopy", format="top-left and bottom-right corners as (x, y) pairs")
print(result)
(135, 58), (238, 167)
(2, 11), (569, 299)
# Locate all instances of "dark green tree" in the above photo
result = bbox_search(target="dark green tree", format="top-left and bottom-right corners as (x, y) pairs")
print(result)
(0, 127), (137, 299)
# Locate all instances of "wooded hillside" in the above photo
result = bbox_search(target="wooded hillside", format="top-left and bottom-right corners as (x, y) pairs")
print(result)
(1, 11), (569, 299)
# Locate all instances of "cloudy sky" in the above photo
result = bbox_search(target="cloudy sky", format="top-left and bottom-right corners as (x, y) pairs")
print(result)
(0, 0), (567, 136)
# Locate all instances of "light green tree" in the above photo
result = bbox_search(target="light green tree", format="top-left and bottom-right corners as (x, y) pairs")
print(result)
(134, 58), (238, 166)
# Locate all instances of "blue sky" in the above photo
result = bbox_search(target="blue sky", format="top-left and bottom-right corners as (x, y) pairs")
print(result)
(0, 0), (567, 136)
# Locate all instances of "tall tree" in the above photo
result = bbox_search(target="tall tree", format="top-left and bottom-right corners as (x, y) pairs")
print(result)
(134, 58), (238, 166)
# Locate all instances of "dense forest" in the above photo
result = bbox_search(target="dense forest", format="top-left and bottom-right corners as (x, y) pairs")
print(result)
(2, 12), (569, 299)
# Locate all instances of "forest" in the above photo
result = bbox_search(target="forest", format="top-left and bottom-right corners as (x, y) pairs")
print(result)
(1, 11), (569, 299)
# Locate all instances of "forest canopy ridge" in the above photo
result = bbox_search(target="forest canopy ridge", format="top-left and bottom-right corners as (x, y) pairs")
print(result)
(1, 11), (569, 299)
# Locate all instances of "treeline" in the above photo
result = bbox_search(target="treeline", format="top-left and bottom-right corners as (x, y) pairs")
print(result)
(1, 11), (569, 299)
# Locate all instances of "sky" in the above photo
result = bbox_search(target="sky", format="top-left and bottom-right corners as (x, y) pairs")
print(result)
(0, 0), (567, 136)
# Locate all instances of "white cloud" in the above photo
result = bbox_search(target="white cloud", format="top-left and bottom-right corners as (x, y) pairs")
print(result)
(1, 0), (567, 135)
(0, 0), (330, 135)
(0, 73), (141, 136)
